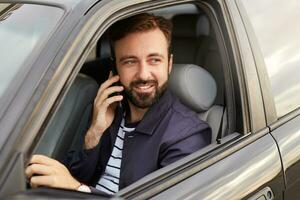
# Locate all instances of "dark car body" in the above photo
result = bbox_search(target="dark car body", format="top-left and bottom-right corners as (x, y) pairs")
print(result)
(0, 0), (299, 199)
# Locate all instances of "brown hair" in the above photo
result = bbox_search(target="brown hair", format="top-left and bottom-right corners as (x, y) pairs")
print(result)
(109, 13), (173, 58)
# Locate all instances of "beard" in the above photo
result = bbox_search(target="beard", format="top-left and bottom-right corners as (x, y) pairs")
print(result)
(123, 78), (168, 109)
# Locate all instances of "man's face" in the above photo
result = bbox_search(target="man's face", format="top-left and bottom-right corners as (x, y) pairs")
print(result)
(114, 28), (172, 108)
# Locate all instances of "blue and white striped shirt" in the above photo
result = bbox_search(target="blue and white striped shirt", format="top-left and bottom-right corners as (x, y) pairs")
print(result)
(96, 116), (135, 194)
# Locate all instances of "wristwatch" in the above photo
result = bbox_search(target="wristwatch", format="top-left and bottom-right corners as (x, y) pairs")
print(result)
(76, 184), (91, 193)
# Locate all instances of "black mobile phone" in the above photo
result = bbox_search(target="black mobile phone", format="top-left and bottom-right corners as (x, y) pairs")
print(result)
(111, 63), (118, 77)
(109, 62), (122, 98)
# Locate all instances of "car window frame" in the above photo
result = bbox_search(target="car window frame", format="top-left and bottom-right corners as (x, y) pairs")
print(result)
(235, 0), (277, 125)
(40, 0), (240, 192)
(53, 0), (239, 197)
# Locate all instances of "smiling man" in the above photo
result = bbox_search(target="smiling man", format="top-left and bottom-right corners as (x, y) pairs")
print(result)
(26, 13), (211, 194)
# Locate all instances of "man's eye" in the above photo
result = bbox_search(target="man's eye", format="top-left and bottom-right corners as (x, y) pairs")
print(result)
(124, 60), (136, 65)
(149, 58), (161, 64)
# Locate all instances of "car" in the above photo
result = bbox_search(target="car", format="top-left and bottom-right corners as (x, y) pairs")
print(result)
(0, 0), (300, 199)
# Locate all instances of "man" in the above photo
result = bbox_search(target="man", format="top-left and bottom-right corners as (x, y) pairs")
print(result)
(25, 13), (211, 194)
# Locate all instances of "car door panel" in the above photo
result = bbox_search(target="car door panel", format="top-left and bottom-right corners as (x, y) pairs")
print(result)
(151, 134), (284, 200)
(271, 113), (300, 200)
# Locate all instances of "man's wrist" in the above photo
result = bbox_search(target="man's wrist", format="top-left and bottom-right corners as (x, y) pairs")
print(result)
(84, 126), (102, 149)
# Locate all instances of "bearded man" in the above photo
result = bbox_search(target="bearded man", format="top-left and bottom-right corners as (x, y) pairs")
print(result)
(25, 13), (211, 194)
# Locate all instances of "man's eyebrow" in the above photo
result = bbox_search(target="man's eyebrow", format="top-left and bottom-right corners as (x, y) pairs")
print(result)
(148, 53), (165, 58)
(119, 55), (137, 62)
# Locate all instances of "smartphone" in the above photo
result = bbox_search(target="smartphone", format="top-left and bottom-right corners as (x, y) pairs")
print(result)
(111, 63), (118, 77)
(109, 61), (122, 98)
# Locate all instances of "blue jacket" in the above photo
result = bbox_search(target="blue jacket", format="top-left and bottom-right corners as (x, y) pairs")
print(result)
(66, 89), (211, 190)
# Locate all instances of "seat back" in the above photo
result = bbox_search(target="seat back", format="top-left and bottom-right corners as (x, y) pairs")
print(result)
(168, 64), (226, 143)
(34, 74), (98, 161)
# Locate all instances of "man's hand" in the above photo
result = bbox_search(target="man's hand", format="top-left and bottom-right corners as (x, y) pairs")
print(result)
(25, 155), (81, 190)
(84, 72), (124, 149)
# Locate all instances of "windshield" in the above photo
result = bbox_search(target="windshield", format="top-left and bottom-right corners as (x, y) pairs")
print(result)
(0, 3), (63, 100)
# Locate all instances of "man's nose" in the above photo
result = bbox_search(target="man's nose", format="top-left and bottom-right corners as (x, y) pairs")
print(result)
(136, 61), (151, 80)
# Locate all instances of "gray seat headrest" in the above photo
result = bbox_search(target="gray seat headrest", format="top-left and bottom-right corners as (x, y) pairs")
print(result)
(168, 64), (217, 112)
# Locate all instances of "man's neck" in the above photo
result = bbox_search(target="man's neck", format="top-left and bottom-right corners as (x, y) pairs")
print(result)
(126, 101), (149, 123)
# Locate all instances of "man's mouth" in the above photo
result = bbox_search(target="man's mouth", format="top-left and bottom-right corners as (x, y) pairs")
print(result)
(134, 83), (155, 93)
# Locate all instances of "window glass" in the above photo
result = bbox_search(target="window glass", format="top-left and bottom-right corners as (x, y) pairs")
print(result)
(240, 0), (300, 117)
(0, 4), (63, 100)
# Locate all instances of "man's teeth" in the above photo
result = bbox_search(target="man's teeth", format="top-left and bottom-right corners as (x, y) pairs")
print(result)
(139, 85), (150, 89)
(136, 84), (152, 89)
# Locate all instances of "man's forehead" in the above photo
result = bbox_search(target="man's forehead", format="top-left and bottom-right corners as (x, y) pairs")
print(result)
(120, 28), (166, 40)
(115, 29), (168, 48)
(114, 29), (168, 59)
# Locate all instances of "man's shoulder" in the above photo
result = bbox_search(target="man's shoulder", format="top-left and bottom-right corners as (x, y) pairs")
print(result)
(169, 95), (206, 126)
(159, 94), (211, 149)
(162, 94), (211, 139)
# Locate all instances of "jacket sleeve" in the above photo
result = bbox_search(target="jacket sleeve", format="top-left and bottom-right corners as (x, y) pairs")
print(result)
(159, 122), (211, 167)
(64, 143), (102, 184)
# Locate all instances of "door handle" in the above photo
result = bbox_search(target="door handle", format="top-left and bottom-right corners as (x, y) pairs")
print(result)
(247, 187), (274, 200)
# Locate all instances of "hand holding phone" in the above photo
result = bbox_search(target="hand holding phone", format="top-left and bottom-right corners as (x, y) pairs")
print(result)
(84, 70), (124, 149)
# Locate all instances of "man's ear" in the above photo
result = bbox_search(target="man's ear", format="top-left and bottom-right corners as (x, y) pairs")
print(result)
(168, 54), (173, 74)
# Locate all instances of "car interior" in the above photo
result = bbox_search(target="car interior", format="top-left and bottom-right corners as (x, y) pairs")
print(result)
(33, 2), (238, 191)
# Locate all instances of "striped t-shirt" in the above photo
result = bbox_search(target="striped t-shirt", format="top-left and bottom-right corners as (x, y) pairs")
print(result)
(96, 116), (136, 194)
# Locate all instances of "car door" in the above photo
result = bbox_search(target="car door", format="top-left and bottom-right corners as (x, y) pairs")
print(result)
(236, 0), (300, 199)
(271, 116), (300, 200)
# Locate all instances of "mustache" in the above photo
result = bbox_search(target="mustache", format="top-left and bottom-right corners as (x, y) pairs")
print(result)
(130, 79), (158, 87)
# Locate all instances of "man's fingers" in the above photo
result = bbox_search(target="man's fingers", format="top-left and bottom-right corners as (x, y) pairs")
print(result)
(29, 154), (59, 166)
(29, 172), (81, 190)
(30, 175), (54, 188)
(101, 95), (123, 108)
(25, 164), (51, 178)
(95, 86), (123, 107)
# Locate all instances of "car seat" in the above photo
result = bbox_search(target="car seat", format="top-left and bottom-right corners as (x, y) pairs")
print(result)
(34, 74), (98, 161)
(168, 64), (227, 143)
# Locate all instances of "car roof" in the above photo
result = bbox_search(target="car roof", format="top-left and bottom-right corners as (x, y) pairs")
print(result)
(3, 0), (98, 12)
